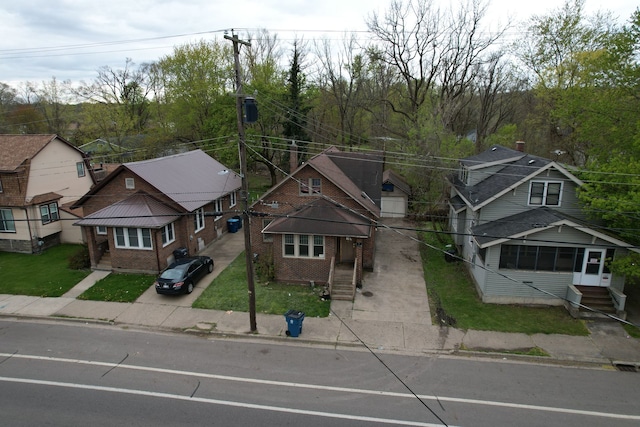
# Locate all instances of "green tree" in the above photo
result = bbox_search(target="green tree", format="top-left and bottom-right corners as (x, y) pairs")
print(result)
(283, 41), (311, 165)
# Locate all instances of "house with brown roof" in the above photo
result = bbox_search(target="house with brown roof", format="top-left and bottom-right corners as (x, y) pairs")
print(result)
(250, 146), (383, 300)
(0, 134), (95, 253)
(72, 149), (241, 273)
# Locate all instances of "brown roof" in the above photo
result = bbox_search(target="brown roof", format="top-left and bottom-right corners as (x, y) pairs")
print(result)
(383, 169), (411, 195)
(28, 192), (63, 205)
(263, 198), (372, 238)
(0, 134), (82, 172)
(75, 192), (180, 228)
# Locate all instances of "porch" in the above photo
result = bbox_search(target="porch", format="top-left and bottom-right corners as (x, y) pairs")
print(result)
(566, 285), (627, 320)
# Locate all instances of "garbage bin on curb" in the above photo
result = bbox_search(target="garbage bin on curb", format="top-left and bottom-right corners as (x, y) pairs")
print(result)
(284, 310), (305, 337)
(227, 218), (240, 233)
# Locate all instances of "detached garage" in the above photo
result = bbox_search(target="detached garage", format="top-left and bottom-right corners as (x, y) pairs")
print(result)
(380, 169), (411, 218)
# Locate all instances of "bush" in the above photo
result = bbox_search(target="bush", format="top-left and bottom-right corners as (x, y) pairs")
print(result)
(68, 245), (90, 270)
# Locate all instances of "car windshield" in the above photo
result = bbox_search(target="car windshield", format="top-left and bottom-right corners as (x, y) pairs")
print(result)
(160, 265), (187, 280)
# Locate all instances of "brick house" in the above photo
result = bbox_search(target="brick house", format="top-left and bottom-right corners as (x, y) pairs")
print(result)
(250, 146), (383, 300)
(0, 134), (95, 253)
(73, 149), (241, 273)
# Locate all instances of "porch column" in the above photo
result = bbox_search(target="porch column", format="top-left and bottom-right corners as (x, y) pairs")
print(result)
(355, 239), (364, 285)
(84, 227), (99, 268)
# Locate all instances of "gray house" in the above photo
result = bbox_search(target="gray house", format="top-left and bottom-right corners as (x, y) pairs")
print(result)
(447, 143), (635, 316)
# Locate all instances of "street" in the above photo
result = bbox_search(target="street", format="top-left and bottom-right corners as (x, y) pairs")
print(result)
(0, 319), (638, 426)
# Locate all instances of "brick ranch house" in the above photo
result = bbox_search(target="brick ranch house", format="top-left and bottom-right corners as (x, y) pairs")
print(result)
(250, 146), (383, 300)
(73, 149), (241, 273)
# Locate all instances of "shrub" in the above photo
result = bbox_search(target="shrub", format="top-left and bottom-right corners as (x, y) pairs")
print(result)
(68, 245), (90, 270)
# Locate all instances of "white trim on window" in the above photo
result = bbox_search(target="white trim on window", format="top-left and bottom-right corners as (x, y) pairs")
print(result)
(96, 226), (107, 235)
(0, 178), (3, 193)
(230, 191), (237, 208)
(125, 177), (135, 189)
(283, 234), (324, 258)
(76, 161), (86, 177)
(194, 208), (205, 232)
(213, 199), (223, 221)
(0, 208), (16, 233)
(114, 227), (152, 249)
(528, 181), (562, 206)
(161, 222), (175, 247)
(299, 178), (322, 195)
(40, 202), (59, 225)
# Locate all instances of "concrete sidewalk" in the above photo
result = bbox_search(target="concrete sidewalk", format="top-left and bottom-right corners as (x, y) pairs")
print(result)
(1, 222), (639, 368)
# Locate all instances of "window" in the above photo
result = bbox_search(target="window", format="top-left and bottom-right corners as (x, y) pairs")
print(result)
(125, 178), (135, 189)
(529, 181), (562, 206)
(283, 234), (324, 258)
(194, 208), (205, 232)
(499, 245), (581, 272)
(76, 162), (86, 177)
(299, 178), (322, 195)
(262, 219), (273, 242)
(161, 222), (175, 246)
(0, 178), (3, 193)
(459, 165), (469, 185)
(0, 208), (16, 232)
(230, 191), (237, 207)
(96, 226), (107, 235)
(114, 227), (152, 249)
(213, 199), (223, 221)
(40, 202), (59, 225)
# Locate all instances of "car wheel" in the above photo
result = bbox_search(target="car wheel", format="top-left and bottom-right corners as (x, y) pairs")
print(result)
(207, 262), (214, 273)
(187, 282), (194, 294)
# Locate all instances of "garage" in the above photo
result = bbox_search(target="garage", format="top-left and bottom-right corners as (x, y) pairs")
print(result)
(380, 169), (410, 218)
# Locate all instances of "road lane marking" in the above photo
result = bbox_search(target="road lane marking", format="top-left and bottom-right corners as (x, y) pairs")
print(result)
(0, 376), (449, 427)
(1, 352), (639, 421)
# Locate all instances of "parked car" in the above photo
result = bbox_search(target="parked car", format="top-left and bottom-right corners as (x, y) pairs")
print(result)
(154, 256), (214, 295)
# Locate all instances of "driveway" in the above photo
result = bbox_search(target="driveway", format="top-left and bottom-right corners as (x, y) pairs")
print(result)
(331, 218), (436, 350)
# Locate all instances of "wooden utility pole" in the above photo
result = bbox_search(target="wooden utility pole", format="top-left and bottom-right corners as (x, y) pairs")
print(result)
(225, 31), (257, 332)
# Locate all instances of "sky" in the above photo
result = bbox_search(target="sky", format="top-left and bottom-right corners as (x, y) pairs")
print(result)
(0, 0), (637, 88)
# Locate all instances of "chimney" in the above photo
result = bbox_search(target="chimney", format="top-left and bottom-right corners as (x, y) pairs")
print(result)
(515, 141), (525, 152)
(290, 140), (298, 172)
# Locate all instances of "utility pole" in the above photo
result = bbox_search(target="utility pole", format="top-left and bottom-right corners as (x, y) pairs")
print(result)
(225, 31), (257, 332)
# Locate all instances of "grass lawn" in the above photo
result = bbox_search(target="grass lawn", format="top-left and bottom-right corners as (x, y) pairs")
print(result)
(419, 224), (589, 336)
(0, 245), (91, 297)
(193, 252), (331, 317)
(78, 273), (155, 303)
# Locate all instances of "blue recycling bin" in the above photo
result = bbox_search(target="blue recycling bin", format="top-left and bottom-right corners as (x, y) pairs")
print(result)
(284, 310), (305, 337)
(227, 218), (240, 233)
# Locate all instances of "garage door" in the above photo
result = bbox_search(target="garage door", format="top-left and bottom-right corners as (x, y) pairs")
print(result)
(381, 197), (406, 218)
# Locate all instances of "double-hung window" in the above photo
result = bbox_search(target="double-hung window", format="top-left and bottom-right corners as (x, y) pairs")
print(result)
(40, 202), (59, 225)
(194, 208), (205, 232)
(230, 191), (237, 207)
(114, 227), (152, 249)
(529, 181), (562, 206)
(0, 208), (15, 232)
(161, 222), (175, 246)
(283, 234), (324, 258)
(300, 178), (321, 195)
(213, 199), (223, 221)
(76, 162), (86, 177)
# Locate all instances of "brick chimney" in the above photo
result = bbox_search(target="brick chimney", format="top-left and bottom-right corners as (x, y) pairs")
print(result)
(515, 141), (525, 152)
(290, 140), (298, 172)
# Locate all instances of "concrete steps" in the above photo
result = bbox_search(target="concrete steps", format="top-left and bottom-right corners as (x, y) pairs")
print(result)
(575, 286), (616, 319)
(331, 265), (355, 301)
(95, 252), (112, 271)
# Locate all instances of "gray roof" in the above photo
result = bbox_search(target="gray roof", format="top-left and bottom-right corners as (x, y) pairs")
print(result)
(383, 169), (411, 195)
(460, 145), (524, 169)
(452, 148), (552, 208)
(124, 149), (241, 212)
(263, 198), (372, 238)
(449, 195), (465, 212)
(75, 192), (180, 228)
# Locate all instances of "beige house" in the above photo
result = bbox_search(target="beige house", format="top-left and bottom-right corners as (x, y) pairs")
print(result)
(0, 134), (95, 253)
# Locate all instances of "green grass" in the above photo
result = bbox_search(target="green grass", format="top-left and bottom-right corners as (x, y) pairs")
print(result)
(78, 273), (155, 302)
(623, 324), (640, 338)
(419, 224), (589, 336)
(193, 252), (331, 317)
(0, 245), (91, 297)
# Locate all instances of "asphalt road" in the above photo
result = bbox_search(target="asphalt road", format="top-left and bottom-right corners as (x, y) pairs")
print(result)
(0, 319), (638, 426)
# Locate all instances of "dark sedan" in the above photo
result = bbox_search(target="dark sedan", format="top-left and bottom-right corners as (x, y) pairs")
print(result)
(154, 256), (214, 295)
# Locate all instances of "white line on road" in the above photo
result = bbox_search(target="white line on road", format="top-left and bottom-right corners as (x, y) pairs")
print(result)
(0, 376), (449, 427)
(1, 352), (639, 421)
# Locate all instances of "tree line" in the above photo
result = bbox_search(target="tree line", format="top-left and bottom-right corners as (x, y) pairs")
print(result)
(1, 1), (639, 248)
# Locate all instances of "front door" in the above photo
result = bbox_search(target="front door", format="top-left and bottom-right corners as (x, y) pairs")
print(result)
(339, 237), (355, 264)
(575, 249), (608, 286)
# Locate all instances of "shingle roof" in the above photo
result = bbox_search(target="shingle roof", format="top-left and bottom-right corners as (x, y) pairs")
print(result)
(460, 145), (524, 169)
(383, 169), (411, 195)
(263, 198), (372, 238)
(124, 149), (241, 212)
(0, 134), (58, 171)
(472, 207), (568, 246)
(453, 148), (553, 208)
(75, 192), (180, 228)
